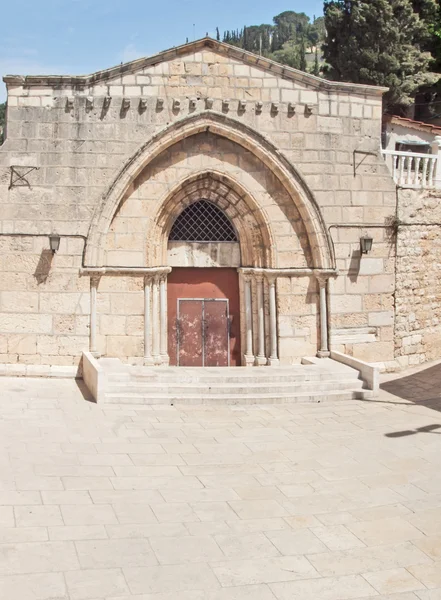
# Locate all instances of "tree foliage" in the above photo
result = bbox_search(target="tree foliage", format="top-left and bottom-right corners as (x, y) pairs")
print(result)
(220, 11), (326, 74)
(323, 0), (439, 112)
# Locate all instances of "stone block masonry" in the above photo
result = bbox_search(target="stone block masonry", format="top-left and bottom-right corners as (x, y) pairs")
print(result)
(0, 38), (406, 368)
(394, 189), (441, 370)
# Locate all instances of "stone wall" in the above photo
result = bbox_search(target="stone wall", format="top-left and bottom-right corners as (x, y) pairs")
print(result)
(0, 236), (87, 366)
(394, 189), (441, 369)
(0, 39), (398, 367)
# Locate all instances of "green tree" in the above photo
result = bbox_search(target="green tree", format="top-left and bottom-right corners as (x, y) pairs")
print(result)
(312, 47), (321, 76)
(271, 40), (300, 69)
(299, 37), (307, 71)
(323, 0), (438, 112)
(219, 10), (326, 73)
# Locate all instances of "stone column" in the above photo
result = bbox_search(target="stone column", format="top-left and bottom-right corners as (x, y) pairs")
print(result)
(255, 275), (267, 366)
(244, 274), (254, 366)
(431, 136), (441, 189)
(316, 274), (331, 358)
(266, 274), (279, 366)
(144, 276), (154, 366)
(89, 275), (100, 357)
(159, 273), (169, 366)
(152, 275), (161, 365)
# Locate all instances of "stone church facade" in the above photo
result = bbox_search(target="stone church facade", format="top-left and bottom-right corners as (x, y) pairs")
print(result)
(0, 38), (423, 373)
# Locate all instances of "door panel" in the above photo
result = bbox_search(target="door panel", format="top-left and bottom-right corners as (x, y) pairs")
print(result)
(168, 268), (241, 366)
(204, 300), (229, 367)
(178, 300), (203, 367)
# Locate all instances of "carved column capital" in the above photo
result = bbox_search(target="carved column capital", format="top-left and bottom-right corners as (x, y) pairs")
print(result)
(314, 272), (331, 288)
(264, 272), (278, 285)
(90, 273), (101, 287)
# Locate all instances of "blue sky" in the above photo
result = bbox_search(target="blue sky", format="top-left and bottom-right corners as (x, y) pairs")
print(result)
(0, 0), (324, 101)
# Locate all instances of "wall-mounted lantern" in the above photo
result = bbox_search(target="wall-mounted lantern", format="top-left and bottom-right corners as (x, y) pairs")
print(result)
(49, 234), (61, 254)
(360, 236), (373, 255)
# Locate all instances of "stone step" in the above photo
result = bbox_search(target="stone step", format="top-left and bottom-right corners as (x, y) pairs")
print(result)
(103, 389), (370, 405)
(105, 378), (364, 396)
(107, 367), (361, 385)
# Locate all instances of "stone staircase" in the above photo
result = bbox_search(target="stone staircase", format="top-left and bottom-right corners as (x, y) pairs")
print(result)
(91, 356), (374, 405)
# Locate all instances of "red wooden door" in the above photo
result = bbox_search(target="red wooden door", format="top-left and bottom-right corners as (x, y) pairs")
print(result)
(177, 299), (229, 367)
(177, 300), (203, 367)
(204, 300), (229, 367)
(168, 268), (240, 366)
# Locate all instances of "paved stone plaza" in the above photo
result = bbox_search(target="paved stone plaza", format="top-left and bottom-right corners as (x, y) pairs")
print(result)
(1, 370), (441, 600)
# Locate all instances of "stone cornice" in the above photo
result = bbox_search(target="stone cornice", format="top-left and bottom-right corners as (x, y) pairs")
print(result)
(3, 37), (388, 98)
(238, 268), (338, 277)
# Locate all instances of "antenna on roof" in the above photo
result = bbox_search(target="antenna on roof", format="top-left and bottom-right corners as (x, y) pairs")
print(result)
(193, 24), (195, 41)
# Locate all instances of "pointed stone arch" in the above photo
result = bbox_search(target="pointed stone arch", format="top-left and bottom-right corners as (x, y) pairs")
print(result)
(85, 111), (334, 269)
(144, 171), (276, 268)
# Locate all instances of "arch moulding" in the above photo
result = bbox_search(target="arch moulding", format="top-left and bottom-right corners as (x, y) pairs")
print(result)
(148, 170), (276, 268)
(85, 111), (335, 269)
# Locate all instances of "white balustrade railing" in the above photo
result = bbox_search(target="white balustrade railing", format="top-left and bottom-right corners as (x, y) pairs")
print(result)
(381, 149), (439, 189)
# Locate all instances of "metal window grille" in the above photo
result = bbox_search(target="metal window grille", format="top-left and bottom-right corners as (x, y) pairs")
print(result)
(169, 200), (237, 242)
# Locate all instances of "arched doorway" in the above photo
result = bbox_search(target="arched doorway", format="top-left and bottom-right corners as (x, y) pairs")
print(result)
(166, 200), (241, 367)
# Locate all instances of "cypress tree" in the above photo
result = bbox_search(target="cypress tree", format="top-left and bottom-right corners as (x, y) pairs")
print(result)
(216, 27), (220, 41)
(312, 47), (320, 76)
(299, 37), (307, 71)
(323, 0), (437, 111)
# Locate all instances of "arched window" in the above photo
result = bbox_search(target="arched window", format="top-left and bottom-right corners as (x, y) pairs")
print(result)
(169, 200), (238, 242)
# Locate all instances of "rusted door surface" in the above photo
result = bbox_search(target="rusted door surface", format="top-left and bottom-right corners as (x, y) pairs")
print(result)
(177, 300), (203, 367)
(203, 300), (229, 367)
(177, 299), (229, 367)
(168, 268), (241, 366)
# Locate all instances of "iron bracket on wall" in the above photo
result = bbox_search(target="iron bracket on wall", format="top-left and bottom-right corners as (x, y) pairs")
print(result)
(353, 149), (378, 177)
(9, 165), (39, 189)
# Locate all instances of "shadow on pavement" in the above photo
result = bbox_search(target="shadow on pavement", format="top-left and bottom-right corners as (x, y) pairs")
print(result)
(385, 423), (441, 438)
(75, 378), (95, 403)
(380, 362), (441, 412)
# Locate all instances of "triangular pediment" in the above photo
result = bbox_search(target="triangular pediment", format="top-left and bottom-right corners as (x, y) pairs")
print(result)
(4, 37), (387, 97)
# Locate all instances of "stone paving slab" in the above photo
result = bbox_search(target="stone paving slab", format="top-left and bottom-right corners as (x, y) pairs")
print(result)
(0, 374), (441, 599)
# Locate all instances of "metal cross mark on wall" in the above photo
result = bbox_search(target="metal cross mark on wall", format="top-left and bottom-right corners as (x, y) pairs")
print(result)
(9, 166), (39, 189)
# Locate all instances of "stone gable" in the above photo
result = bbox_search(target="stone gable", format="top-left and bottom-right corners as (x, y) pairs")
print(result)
(0, 38), (405, 369)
